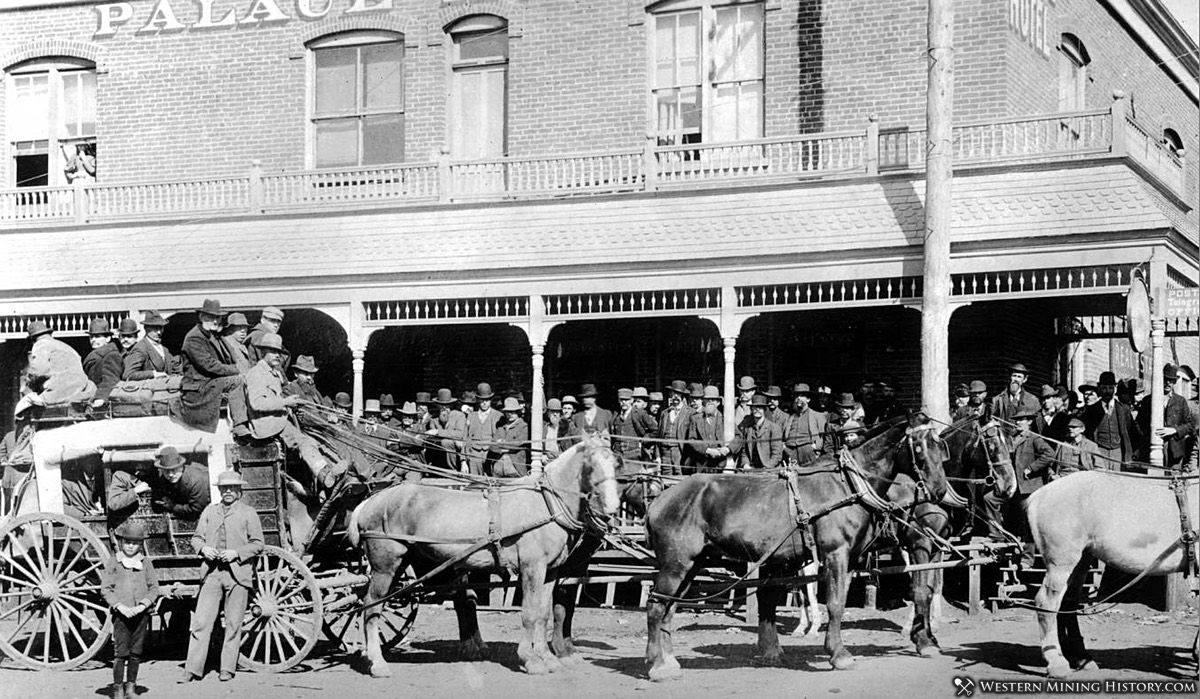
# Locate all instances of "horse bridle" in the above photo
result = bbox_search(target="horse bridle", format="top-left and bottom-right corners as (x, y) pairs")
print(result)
(900, 423), (945, 505)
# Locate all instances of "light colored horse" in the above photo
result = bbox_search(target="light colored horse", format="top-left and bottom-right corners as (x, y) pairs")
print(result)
(347, 438), (620, 677)
(1026, 470), (1199, 678)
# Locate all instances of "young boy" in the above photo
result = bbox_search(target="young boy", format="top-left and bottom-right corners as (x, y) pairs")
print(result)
(101, 520), (159, 699)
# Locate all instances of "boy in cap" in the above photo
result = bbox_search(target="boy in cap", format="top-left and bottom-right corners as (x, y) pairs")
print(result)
(102, 521), (159, 699)
(123, 311), (179, 380)
(180, 299), (242, 432)
(184, 470), (263, 683)
(83, 317), (123, 405)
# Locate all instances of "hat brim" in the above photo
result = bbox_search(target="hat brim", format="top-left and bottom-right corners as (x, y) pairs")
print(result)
(156, 457), (185, 469)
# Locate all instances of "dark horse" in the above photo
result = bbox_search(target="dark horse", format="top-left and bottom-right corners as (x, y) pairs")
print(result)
(549, 469), (665, 662)
(890, 406), (1016, 655)
(644, 413), (950, 680)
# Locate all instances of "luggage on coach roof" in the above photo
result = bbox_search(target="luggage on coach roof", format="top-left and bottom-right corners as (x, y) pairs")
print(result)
(109, 376), (183, 417)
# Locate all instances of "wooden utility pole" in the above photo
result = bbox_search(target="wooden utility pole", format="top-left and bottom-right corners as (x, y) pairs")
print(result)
(922, 0), (954, 422)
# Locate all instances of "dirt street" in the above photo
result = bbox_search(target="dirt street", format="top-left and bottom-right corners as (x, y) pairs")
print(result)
(2, 601), (1196, 699)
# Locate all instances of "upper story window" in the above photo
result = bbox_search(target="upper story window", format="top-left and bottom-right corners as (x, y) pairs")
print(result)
(5, 57), (96, 187)
(650, 1), (763, 147)
(310, 31), (404, 169)
(447, 15), (508, 159)
(1162, 128), (1184, 157)
(1058, 34), (1089, 112)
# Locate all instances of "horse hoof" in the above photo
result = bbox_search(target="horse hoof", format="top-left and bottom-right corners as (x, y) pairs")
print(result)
(754, 652), (785, 667)
(559, 652), (584, 666)
(918, 644), (941, 658)
(460, 640), (489, 661)
(803, 626), (823, 640)
(369, 664), (392, 679)
(543, 655), (565, 673)
(1074, 659), (1099, 673)
(524, 660), (549, 676)
(648, 664), (683, 682)
(1046, 661), (1071, 679)
(830, 651), (855, 670)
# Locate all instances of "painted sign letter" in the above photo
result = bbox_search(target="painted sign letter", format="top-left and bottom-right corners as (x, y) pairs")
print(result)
(296, 0), (333, 20)
(136, 0), (186, 34)
(239, 0), (291, 26)
(194, 0), (238, 29)
(345, 0), (393, 15)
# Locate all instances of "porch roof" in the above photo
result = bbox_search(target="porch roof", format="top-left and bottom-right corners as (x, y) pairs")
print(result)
(1, 162), (1191, 296)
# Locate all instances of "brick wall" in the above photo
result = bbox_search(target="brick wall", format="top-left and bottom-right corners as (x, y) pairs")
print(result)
(1004, 0), (1200, 216)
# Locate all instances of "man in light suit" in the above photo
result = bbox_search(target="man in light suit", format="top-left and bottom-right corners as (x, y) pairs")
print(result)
(657, 380), (693, 476)
(231, 333), (332, 484)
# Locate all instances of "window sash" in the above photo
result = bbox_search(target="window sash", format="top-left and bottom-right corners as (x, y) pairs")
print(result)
(311, 37), (405, 168)
(651, 3), (763, 145)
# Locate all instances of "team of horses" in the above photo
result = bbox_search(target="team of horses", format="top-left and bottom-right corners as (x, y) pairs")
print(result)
(323, 409), (1197, 681)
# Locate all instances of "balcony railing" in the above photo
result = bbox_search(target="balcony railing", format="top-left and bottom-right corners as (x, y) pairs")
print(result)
(0, 95), (1186, 227)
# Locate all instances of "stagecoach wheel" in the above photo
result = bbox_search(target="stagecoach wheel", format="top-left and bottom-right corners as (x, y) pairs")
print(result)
(321, 597), (419, 653)
(238, 545), (323, 673)
(0, 512), (112, 671)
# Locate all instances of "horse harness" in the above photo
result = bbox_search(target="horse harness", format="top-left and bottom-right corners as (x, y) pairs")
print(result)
(352, 476), (611, 614)
(648, 439), (932, 605)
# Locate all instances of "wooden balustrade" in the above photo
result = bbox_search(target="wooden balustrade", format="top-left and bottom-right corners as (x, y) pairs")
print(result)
(0, 105), (1187, 225)
(260, 163), (438, 209)
(85, 176), (251, 220)
(655, 131), (866, 185)
(0, 186), (74, 223)
(1121, 114), (1186, 194)
(878, 109), (1112, 170)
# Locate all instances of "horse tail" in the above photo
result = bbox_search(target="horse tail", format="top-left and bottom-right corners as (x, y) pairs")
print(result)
(347, 500), (366, 548)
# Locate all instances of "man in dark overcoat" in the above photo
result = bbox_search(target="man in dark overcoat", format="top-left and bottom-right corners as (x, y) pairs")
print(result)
(83, 318), (124, 405)
(1082, 371), (1135, 470)
(683, 386), (728, 473)
(180, 299), (242, 432)
(123, 311), (179, 380)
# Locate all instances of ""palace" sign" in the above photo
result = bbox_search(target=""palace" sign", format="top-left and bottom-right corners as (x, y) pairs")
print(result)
(94, 0), (391, 38)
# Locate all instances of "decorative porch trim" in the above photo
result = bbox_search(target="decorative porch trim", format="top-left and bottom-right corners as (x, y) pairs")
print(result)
(950, 264), (1135, 299)
(1, 311), (125, 339)
(363, 296), (529, 325)
(1055, 314), (1198, 338)
(737, 276), (922, 309)
(544, 288), (721, 318)
(1167, 265), (1198, 289)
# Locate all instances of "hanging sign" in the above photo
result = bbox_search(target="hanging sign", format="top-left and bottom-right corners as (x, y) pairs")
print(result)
(1126, 273), (1151, 355)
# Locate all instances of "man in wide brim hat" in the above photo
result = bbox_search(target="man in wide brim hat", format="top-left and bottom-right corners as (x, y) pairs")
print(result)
(433, 388), (457, 405)
(238, 332), (334, 486)
(333, 391), (352, 410)
(83, 317), (123, 406)
(179, 299), (241, 433)
(145, 446), (211, 520)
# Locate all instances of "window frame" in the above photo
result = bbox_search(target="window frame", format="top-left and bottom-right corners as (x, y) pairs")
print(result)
(306, 30), (406, 170)
(1057, 33), (1089, 113)
(647, 0), (765, 147)
(6, 57), (97, 187)
(445, 14), (510, 161)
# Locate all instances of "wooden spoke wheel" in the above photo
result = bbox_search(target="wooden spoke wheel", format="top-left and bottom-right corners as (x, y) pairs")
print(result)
(238, 545), (322, 673)
(0, 512), (112, 670)
(321, 593), (418, 653)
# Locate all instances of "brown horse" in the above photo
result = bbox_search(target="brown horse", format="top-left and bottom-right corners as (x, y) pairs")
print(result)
(347, 437), (620, 677)
(1026, 470), (1198, 678)
(892, 408), (1016, 655)
(643, 413), (949, 680)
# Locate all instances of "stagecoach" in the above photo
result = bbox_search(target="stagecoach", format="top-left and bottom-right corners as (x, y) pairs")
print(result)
(0, 407), (417, 672)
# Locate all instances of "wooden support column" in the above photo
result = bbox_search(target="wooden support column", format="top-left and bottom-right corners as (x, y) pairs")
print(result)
(523, 299), (554, 474)
(351, 348), (365, 421)
(921, 0), (954, 423)
(722, 336), (737, 446)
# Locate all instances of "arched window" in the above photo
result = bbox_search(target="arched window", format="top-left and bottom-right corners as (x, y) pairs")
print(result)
(1162, 128), (1184, 156)
(5, 56), (96, 187)
(447, 15), (508, 159)
(649, 1), (764, 146)
(1058, 34), (1089, 112)
(308, 31), (404, 168)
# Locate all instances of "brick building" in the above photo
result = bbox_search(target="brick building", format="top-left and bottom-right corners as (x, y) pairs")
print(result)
(0, 0), (1196, 443)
